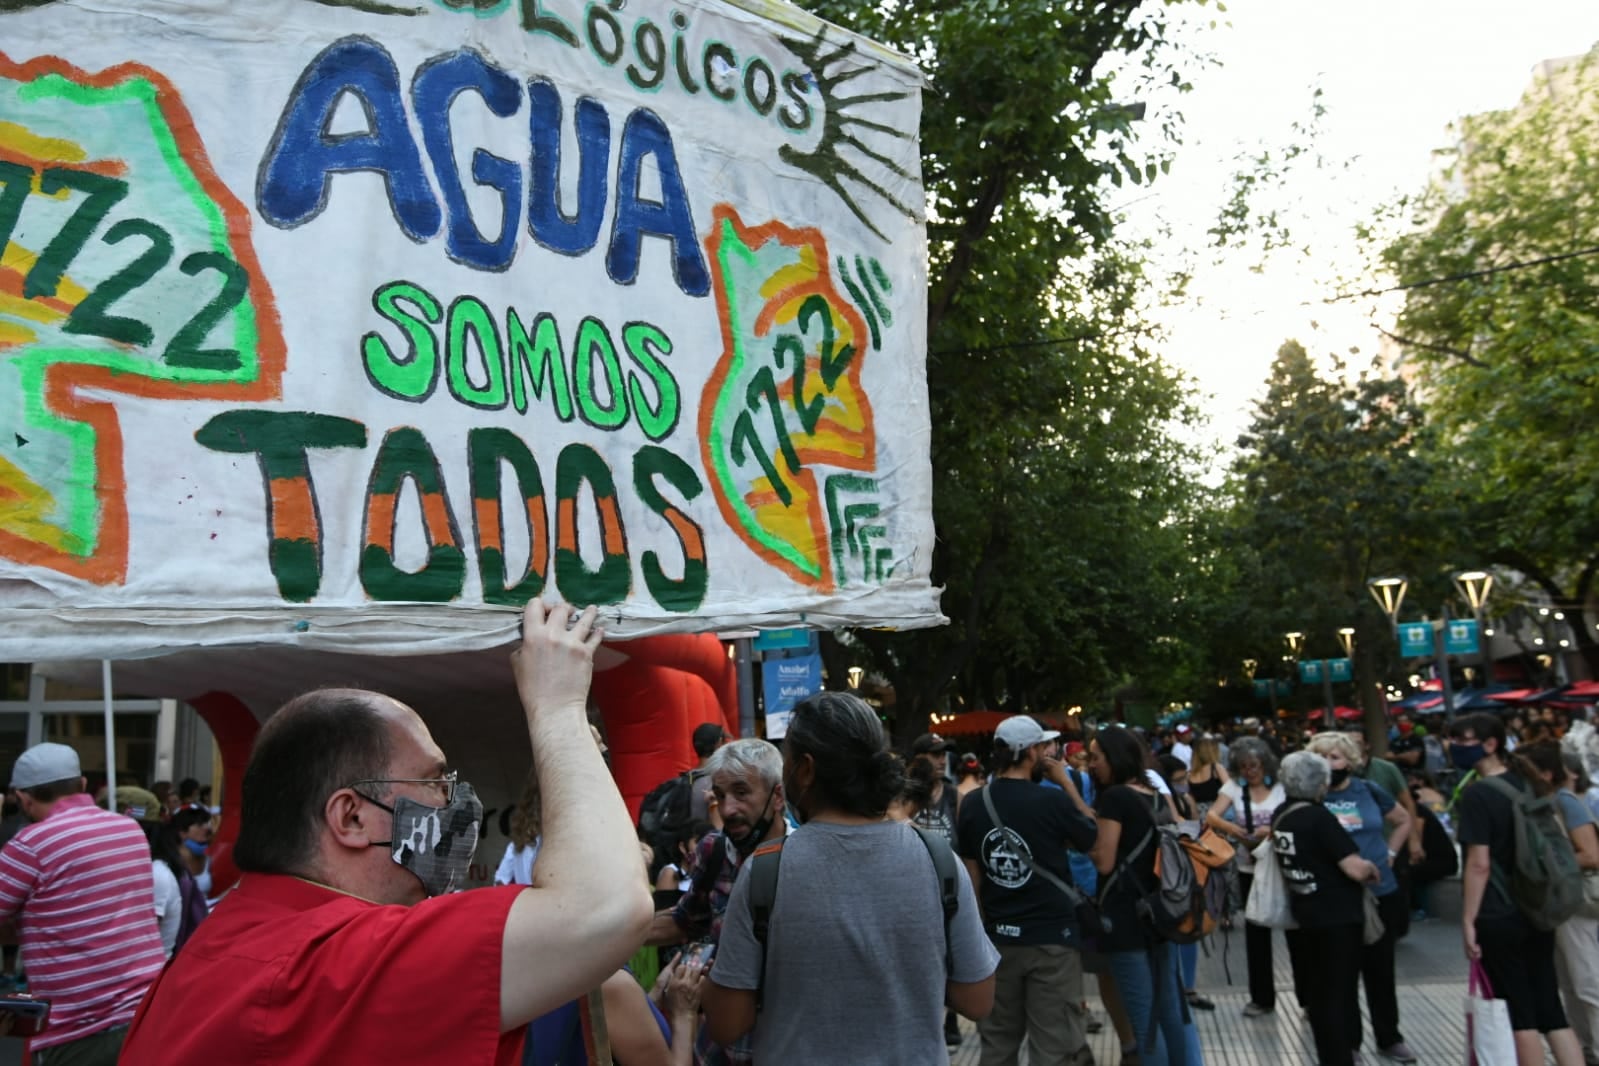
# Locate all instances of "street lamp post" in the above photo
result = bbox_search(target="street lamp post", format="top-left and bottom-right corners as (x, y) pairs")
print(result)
(1367, 577), (1408, 636)
(1455, 570), (1495, 679)
(1286, 632), (1316, 719)
(1368, 575), (1459, 725)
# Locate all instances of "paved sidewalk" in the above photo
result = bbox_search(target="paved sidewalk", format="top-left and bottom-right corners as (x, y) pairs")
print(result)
(952, 880), (1473, 1066)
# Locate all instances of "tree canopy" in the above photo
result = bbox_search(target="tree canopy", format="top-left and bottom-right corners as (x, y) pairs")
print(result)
(803, 0), (1222, 739)
(1376, 45), (1599, 673)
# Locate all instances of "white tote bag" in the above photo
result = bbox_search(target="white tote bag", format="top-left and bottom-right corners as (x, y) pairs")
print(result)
(1244, 838), (1296, 930)
(1466, 961), (1517, 1066)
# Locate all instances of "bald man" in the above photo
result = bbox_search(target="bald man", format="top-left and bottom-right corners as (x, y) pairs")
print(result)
(122, 602), (652, 1065)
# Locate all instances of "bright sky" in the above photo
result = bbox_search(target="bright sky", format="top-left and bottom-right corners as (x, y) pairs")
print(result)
(1128, 0), (1599, 465)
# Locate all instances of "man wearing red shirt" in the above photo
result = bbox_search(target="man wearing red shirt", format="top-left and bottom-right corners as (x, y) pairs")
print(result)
(120, 601), (653, 1065)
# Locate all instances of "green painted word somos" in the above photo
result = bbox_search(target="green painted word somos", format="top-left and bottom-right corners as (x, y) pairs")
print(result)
(363, 280), (681, 442)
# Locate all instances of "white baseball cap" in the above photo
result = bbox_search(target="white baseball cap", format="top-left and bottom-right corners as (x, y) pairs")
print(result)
(10, 743), (81, 791)
(994, 716), (1061, 751)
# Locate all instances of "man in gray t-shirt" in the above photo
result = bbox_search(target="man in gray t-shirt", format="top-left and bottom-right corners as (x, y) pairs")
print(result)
(703, 692), (999, 1064)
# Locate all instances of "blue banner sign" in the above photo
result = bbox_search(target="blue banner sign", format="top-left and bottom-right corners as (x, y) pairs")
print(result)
(1398, 622), (1434, 658)
(761, 653), (822, 739)
(1445, 619), (1480, 657)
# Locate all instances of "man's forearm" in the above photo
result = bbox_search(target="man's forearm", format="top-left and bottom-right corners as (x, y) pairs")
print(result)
(646, 908), (690, 946)
(529, 705), (642, 903)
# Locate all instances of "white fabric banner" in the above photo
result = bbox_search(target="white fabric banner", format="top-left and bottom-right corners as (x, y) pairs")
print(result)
(0, 0), (940, 658)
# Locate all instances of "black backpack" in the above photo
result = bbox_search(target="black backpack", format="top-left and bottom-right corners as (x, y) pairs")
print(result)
(639, 772), (697, 846)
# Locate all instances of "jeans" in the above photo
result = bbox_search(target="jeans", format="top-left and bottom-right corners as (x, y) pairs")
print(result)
(1105, 945), (1201, 1066)
(1178, 941), (1198, 990)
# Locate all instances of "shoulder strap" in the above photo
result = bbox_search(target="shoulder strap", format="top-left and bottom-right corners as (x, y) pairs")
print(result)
(1271, 800), (1309, 826)
(747, 838), (786, 1013)
(981, 785), (1091, 906)
(1242, 786), (1253, 829)
(1474, 777), (1527, 901)
(1098, 790), (1157, 903)
(910, 825), (960, 978)
(1480, 775), (1523, 805)
(688, 832), (730, 898)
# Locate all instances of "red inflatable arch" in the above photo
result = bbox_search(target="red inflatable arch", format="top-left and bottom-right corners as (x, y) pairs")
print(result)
(185, 634), (739, 901)
(592, 633), (740, 820)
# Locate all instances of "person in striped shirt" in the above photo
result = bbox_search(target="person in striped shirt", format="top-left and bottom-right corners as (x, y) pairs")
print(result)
(0, 742), (166, 1064)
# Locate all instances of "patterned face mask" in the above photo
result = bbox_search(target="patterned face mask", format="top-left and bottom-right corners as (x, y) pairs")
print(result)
(364, 781), (483, 897)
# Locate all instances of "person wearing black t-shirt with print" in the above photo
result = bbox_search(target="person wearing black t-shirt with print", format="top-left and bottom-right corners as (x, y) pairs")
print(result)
(1452, 713), (1584, 1066)
(957, 715), (1098, 1066)
(1087, 727), (1200, 1066)
(1271, 751), (1379, 1066)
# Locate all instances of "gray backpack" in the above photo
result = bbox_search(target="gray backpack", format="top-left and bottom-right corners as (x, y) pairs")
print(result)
(1481, 775), (1583, 931)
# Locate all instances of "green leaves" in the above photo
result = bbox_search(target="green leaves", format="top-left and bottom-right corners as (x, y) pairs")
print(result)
(808, 0), (1213, 735)
(1376, 47), (1599, 657)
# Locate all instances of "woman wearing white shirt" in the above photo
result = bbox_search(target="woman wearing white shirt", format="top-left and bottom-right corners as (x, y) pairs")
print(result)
(138, 820), (185, 956)
(1205, 737), (1285, 1019)
(495, 772), (541, 886)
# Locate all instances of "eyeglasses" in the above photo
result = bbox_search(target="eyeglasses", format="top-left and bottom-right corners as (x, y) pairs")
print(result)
(348, 770), (458, 806)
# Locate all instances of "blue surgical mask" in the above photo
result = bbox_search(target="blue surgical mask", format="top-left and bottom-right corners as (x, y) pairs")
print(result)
(183, 838), (208, 857)
(1452, 743), (1484, 772)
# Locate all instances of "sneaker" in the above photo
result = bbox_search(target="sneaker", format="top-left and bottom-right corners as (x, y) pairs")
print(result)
(1379, 1042), (1418, 1064)
(1243, 1002), (1274, 1018)
(1186, 993), (1215, 1011)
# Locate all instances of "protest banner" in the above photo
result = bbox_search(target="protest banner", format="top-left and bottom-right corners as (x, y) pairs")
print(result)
(0, 0), (940, 659)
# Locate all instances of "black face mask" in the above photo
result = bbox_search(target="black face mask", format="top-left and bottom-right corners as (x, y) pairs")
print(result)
(1329, 767), (1351, 788)
(732, 788), (777, 854)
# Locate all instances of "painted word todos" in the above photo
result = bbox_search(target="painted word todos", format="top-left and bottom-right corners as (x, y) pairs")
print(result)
(197, 411), (708, 612)
(257, 37), (710, 293)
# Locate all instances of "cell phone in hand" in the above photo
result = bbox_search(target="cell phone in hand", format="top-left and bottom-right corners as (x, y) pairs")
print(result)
(0, 994), (49, 1037)
(693, 942), (716, 968)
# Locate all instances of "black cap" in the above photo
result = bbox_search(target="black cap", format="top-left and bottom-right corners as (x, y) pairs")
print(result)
(692, 722), (730, 757)
(911, 733), (955, 756)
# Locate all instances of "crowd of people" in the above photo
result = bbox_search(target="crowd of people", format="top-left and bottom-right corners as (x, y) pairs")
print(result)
(0, 604), (1593, 1065)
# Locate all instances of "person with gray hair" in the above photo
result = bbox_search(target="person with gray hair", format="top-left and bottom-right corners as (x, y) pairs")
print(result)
(1302, 733), (1415, 1065)
(646, 737), (786, 1066)
(1271, 751), (1381, 1066)
(704, 692), (998, 1064)
(1205, 736), (1286, 1018)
